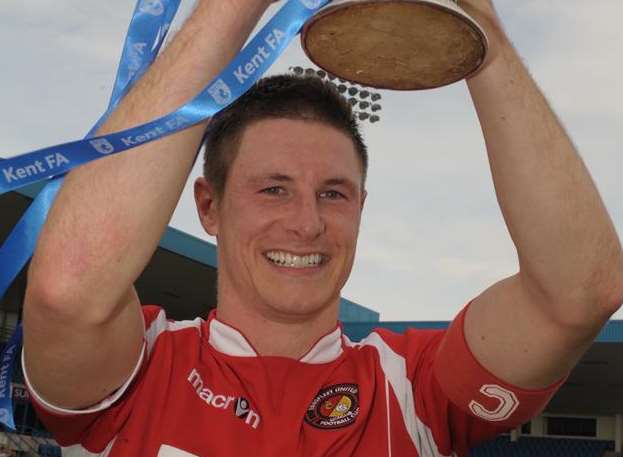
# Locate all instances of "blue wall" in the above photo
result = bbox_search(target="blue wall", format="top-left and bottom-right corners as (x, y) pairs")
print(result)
(342, 320), (623, 343)
(339, 298), (379, 323)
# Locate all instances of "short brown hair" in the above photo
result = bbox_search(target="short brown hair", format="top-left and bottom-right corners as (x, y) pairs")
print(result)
(202, 74), (368, 199)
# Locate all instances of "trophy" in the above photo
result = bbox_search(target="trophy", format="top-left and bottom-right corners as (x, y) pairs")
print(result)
(301, 0), (488, 90)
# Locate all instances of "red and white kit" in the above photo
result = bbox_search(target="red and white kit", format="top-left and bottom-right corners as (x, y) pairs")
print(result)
(25, 304), (562, 457)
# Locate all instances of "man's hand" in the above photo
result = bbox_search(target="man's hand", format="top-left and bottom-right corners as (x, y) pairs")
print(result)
(459, 0), (504, 69)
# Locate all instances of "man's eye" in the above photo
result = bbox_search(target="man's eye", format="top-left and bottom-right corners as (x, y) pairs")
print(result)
(320, 190), (345, 200)
(261, 186), (285, 195)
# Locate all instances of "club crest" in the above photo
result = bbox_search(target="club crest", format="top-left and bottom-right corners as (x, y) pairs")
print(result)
(305, 383), (359, 430)
(299, 0), (325, 10)
(139, 0), (165, 16)
(89, 139), (115, 155)
(208, 79), (233, 105)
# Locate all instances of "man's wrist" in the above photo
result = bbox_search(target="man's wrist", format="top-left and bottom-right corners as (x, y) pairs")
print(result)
(196, 0), (273, 12)
(461, 1), (509, 73)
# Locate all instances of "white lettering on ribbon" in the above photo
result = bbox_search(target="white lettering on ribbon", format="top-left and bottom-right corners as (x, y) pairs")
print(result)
(2, 153), (70, 184)
(233, 29), (286, 85)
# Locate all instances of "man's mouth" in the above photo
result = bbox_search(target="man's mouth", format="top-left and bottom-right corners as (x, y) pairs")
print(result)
(264, 251), (326, 268)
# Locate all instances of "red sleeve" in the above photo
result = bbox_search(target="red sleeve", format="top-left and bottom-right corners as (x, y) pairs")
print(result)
(25, 305), (165, 451)
(377, 303), (564, 457)
(431, 304), (564, 455)
(433, 304), (565, 428)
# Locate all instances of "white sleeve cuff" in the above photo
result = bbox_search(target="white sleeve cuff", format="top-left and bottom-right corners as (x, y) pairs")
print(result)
(22, 342), (146, 417)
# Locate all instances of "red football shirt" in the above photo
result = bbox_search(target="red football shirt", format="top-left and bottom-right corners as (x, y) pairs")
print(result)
(25, 304), (562, 457)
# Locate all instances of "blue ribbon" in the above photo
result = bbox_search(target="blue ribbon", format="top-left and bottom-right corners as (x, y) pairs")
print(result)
(0, 0), (181, 301)
(0, 325), (23, 430)
(0, 0), (330, 429)
(0, 0), (180, 430)
(0, 0), (327, 195)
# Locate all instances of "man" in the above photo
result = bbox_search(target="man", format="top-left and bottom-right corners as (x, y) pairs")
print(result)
(22, 0), (623, 456)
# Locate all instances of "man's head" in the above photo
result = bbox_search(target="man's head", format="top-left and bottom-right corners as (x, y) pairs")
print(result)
(194, 74), (368, 328)
(202, 74), (368, 200)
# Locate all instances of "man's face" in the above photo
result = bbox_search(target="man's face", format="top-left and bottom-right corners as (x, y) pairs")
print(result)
(199, 118), (366, 322)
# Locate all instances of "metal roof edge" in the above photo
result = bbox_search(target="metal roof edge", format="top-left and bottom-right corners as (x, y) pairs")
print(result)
(158, 226), (218, 267)
(339, 297), (380, 322)
(596, 319), (623, 342)
(343, 320), (623, 343)
(15, 181), (46, 199)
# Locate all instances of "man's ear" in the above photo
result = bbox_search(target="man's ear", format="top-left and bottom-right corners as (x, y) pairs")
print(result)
(360, 189), (368, 211)
(194, 177), (220, 236)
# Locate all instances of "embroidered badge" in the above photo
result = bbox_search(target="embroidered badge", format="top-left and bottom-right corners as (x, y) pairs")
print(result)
(305, 383), (360, 429)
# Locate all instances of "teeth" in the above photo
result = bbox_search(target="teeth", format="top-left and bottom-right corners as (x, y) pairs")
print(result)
(265, 251), (324, 268)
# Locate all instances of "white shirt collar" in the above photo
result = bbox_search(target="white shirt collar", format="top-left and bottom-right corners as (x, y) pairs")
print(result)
(207, 315), (344, 364)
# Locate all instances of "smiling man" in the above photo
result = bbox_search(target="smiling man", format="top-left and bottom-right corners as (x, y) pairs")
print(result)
(21, 0), (623, 456)
(194, 76), (369, 357)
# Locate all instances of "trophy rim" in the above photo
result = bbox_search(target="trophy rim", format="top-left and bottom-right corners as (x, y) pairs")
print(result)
(300, 0), (489, 91)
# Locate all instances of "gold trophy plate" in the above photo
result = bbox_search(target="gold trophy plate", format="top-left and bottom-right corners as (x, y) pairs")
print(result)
(301, 0), (488, 90)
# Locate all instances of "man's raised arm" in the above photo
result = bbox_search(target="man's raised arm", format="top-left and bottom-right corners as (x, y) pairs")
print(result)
(23, 0), (271, 410)
(459, 0), (623, 389)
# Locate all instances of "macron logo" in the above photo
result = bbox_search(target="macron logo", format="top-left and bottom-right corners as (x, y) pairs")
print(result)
(187, 368), (261, 429)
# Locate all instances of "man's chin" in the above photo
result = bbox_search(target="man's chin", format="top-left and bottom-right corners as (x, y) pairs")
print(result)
(260, 292), (337, 321)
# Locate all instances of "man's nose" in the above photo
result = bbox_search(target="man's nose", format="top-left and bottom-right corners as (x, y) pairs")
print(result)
(285, 194), (326, 240)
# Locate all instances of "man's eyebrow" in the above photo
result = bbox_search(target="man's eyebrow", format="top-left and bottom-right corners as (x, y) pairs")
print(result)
(266, 173), (293, 182)
(325, 177), (351, 186)
(250, 175), (359, 190)
(249, 173), (293, 183)
(325, 177), (359, 188)
(324, 177), (363, 194)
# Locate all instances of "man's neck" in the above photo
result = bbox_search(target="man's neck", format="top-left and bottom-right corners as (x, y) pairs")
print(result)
(215, 301), (340, 359)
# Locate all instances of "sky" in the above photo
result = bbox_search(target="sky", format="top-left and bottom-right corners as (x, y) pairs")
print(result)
(1, 0), (622, 321)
